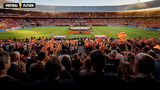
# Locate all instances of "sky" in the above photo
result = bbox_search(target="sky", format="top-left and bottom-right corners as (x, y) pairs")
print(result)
(8, 0), (154, 6)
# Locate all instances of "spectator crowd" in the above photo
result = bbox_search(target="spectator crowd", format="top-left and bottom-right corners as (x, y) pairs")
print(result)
(1, 8), (160, 30)
(0, 37), (160, 89)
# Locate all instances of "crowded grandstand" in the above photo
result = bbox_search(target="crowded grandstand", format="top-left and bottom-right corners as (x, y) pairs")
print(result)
(0, 0), (160, 89)
(1, 7), (160, 29)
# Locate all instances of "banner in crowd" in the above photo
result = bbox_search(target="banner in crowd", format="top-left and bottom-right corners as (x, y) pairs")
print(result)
(154, 45), (160, 50)
(70, 35), (92, 37)
(117, 32), (127, 40)
(53, 35), (66, 38)
(94, 35), (106, 38)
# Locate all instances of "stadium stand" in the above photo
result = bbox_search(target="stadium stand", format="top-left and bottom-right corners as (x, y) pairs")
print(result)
(1, 8), (160, 29)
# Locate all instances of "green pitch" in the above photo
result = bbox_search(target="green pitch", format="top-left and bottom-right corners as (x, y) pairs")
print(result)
(0, 26), (160, 39)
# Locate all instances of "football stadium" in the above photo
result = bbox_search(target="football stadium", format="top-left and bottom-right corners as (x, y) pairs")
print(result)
(0, 0), (160, 89)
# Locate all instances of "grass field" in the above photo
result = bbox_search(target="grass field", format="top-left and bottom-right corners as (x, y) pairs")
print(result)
(0, 26), (160, 39)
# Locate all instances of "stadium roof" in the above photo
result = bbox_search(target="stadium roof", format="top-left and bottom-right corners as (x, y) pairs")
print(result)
(1, 0), (160, 12)
(8, 0), (153, 6)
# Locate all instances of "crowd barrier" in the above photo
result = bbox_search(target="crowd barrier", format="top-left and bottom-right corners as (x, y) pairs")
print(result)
(0, 25), (160, 32)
